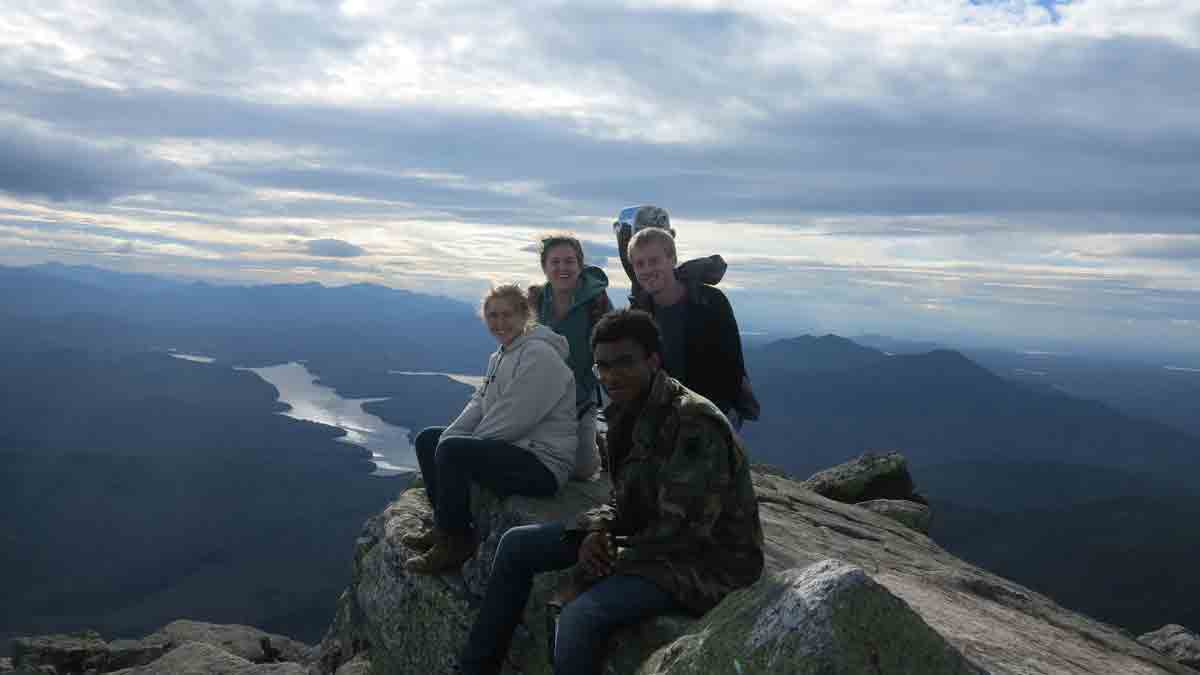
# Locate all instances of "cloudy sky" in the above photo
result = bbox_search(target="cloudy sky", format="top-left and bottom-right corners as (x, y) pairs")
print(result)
(2, 1), (1198, 354)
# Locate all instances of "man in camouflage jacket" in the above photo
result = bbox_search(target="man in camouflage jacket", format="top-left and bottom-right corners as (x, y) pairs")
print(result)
(457, 308), (763, 675)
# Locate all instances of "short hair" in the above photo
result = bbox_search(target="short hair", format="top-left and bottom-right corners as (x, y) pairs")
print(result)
(591, 308), (662, 359)
(481, 283), (535, 328)
(538, 233), (584, 267)
(628, 227), (677, 262)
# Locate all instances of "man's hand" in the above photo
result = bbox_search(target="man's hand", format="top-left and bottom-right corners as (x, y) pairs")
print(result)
(578, 531), (614, 578)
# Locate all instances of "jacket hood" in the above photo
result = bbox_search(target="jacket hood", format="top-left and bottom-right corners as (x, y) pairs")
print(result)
(506, 323), (570, 359)
(676, 255), (726, 286)
(576, 265), (609, 304)
(545, 265), (609, 313)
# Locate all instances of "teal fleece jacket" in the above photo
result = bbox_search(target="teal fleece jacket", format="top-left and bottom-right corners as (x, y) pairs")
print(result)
(535, 265), (610, 413)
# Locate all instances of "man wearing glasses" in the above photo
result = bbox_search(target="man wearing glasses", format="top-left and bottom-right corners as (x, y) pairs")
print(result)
(456, 309), (763, 675)
(615, 206), (758, 429)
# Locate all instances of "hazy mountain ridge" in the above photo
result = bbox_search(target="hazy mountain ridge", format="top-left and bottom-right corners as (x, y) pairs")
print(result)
(742, 337), (1200, 484)
(4, 266), (1200, 657)
(0, 263), (494, 373)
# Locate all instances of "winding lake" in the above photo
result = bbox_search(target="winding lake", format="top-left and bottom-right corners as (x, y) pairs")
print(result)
(245, 362), (417, 476)
(170, 352), (419, 476)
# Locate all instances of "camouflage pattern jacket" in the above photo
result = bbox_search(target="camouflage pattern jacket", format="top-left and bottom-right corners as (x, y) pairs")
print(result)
(574, 370), (764, 614)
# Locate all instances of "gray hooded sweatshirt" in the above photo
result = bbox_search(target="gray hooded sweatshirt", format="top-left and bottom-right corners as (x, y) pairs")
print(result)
(442, 324), (578, 488)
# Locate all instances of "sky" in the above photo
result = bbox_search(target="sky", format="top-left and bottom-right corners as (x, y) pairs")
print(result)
(2, 0), (1199, 356)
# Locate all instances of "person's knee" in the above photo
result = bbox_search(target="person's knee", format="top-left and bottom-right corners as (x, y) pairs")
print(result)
(434, 436), (475, 469)
(491, 526), (541, 575)
(556, 592), (607, 639)
(553, 596), (607, 670)
(415, 427), (442, 455)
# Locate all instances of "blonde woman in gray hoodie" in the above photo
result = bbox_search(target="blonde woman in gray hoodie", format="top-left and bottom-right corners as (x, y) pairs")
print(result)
(405, 283), (579, 574)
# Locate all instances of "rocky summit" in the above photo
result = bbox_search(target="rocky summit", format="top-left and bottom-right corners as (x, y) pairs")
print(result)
(9, 454), (1197, 675)
(314, 455), (1194, 675)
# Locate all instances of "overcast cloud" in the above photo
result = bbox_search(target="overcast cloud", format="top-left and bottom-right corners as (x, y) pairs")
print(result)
(1, 0), (1198, 355)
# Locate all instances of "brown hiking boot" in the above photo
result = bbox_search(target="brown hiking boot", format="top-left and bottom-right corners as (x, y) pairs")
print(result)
(400, 525), (439, 551)
(404, 531), (475, 574)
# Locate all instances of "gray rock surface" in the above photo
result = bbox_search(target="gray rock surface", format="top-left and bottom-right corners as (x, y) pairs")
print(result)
(857, 498), (933, 533)
(9, 631), (170, 674)
(801, 451), (919, 503)
(331, 655), (372, 675)
(1139, 624), (1200, 668)
(10, 621), (314, 675)
(107, 642), (307, 675)
(637, 559), (980, 674)
(158, 620), (315, 665)
(316, 468), (1194, 675)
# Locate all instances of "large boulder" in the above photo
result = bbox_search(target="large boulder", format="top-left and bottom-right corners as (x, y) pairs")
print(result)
(314, 478), (690, 675)
(9, 630), (172, 673)
(638, 559), (980, 674)
(801, 451), (919, 504)
(1139, 624), (1200, 668)
(158, 621), (315, 665)
(9, 622), (314, 675)
(11, 632), (111, 673)
(106, 642), (306, 675)
(316, 465), (1194, 675)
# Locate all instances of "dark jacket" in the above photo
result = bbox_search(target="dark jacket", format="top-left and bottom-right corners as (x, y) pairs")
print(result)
(632, 277), (746, 415)
(575, 370), (764, 614)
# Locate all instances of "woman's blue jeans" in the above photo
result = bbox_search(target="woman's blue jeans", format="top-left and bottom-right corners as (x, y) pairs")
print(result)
(414, 427), (557, 535)
(460, 522), (680, 675)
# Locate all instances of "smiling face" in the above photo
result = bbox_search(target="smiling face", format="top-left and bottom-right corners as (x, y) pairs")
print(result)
(593, 337), (659, 405)
(484, 295), (526, 346)
(630, 240), (677, 298)
(542, 242), (582, 294)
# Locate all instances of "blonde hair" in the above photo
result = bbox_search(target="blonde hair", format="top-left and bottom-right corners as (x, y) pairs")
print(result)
(628, 227), (677, 262)
(480, 283), (536, 329)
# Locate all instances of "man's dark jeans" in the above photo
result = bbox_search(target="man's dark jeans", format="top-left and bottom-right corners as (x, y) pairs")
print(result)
(414, 427), (557, 535)
(460, 522), (679, 675)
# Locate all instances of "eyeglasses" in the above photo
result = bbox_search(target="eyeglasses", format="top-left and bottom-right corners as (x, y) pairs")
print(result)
(592, 354), (641, 379)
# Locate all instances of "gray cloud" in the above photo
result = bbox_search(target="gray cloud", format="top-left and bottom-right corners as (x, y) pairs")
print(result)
(3, 1), (1200, 354)
(1121, 240), (1200, 260)
(305, 238), (366, 258)
(0, 116), (239, 202)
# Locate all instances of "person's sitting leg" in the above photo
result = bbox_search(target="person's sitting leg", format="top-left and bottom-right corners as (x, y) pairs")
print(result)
(407, 436), (559, 573)
(414, 426), (445, 503)
(460, 523), (578, 675)
(400, 427), (446, 552)
(553, 574), (680, 675)
(431, 435), (558, 536)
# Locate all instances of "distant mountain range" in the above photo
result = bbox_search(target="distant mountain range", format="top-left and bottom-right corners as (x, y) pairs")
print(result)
(0, 263), (495, 373)
(4, 263), (1200, 644)
(742, 334), (1200, 488)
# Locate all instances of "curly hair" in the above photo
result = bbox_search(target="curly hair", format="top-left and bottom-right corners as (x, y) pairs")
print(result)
(538, 233), (585, 267)
(590, 308), (662, 358)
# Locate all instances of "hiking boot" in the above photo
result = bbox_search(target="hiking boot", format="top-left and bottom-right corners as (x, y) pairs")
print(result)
(400, 525), (439, 551)
(404, 531), (475, 574)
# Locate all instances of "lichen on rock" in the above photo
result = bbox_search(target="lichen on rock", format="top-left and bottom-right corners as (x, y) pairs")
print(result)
(311, 461), (1199, 675)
